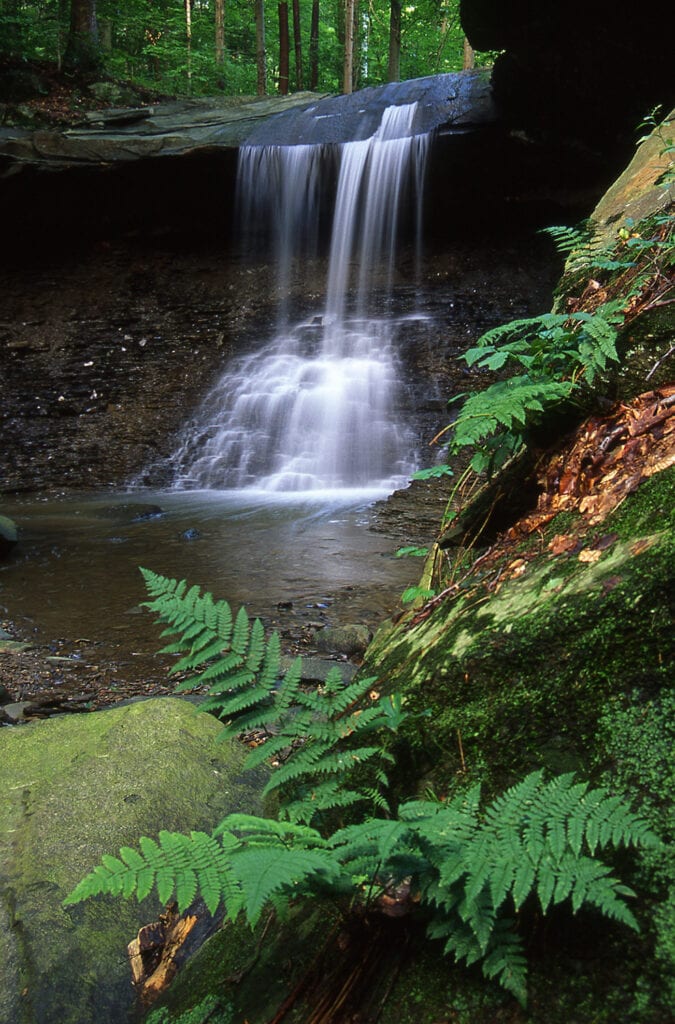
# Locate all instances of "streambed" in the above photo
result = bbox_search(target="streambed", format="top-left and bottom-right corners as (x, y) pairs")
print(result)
(0, 487), (428, 711)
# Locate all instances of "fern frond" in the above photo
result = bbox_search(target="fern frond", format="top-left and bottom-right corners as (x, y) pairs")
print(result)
(541, 223), (590, 255)
(264, 744), (382, 795)
(217, 813), (326, 847)
(64, 829), (244, 917)
(232, 846), (339, 927)
(448, 377), (575, 452)
(480, 920), (528, 1006)
(281, 780), (368, 824)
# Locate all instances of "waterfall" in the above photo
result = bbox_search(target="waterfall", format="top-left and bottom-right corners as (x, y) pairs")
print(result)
(169, 102), (430, 494)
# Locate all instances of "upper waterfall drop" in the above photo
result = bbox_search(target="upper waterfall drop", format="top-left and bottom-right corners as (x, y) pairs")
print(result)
(169, 102), (431, 495)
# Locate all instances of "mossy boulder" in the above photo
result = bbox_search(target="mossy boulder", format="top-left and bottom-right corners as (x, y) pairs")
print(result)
(0, 698), (266, 1024)
(0, 514), (17, 558)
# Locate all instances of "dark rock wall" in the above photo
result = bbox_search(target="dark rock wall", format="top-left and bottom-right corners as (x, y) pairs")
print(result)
(0, 243), (282, 492)
(0, 230), (559, 495)
(461, 0), (675, 155)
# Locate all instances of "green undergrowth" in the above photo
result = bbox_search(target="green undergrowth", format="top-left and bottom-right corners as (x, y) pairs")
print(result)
(369, 469), (674, 795)
(360, 467), (674, 1022)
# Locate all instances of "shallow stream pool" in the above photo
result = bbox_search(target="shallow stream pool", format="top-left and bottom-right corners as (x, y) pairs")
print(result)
(0, 488), (420, 699)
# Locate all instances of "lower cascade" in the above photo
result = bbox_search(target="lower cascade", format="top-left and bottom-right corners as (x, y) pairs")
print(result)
(169, 102), (430, 494)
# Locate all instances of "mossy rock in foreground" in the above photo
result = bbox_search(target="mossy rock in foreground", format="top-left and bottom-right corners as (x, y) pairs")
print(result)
(0, 698), (266, 1024)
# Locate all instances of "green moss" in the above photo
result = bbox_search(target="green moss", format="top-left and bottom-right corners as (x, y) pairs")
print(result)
(0, 698), (267, 1024)
(367, 469), (673, 798)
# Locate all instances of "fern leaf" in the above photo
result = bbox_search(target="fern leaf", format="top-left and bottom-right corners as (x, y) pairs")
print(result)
(257, 631), (283, 692)
(458, 885), (496, 952)
(536, 856), (557, 914)
(232, 846), (338, 927)
(219, 814), (324, 844)
(431, 916), (484, 967)
(480, 921), (528, 1007)
(281, 783), (367, 825)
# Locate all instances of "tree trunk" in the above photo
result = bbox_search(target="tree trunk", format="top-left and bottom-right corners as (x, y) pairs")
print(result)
(463, 35), (474, 69)
(309, 0), (319, 89)
(215, 0), (225, 81)
(64, 0), (101, 73)
(387, 0), (401, 82)
(343, 0), (354, 94)
(292, 0), (303, 90)
(255, 0), (267, 95)
(184, 0), (192, 94)
(278, 1), (290, 94)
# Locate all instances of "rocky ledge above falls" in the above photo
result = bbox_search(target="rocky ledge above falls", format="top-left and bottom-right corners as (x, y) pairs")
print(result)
(0, 91), (325, 174)
(0, 71), (494, 176)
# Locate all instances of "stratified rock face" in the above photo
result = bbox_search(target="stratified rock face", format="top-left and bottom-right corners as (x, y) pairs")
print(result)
(460, 0), (675, 151)
(0, 698), (266, 1024)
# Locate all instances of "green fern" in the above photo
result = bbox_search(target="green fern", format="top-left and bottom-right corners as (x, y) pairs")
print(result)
(139, 569), (403, 827)
(146, 993), (233, 1024)
(435, 297), (624, 474)
(64, 575), (664, 1007)
(66, 768), (659, 1007)
(541, 223), (636, 271)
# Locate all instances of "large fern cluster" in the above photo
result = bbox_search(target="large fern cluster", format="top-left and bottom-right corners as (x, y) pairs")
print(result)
(140, 568), (404, 825)
(426, 209), (674, 479)
(66, 760), (658, 1005)
(63, 572), (662, 1006)
(434, 299), (625, 475)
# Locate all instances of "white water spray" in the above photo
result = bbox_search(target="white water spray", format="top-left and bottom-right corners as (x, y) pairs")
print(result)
(169, 103), (430, 494)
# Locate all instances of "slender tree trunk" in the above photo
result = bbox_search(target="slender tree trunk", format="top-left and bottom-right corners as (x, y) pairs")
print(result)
(215, 0), (225, 83)
(463, 35), (474, 69)
(64, 0), (101, 73)
(343, 0), (354, 94)
(184, 0), (192, 94)
(255, 0), (267, 95)
(387, 0), (400, 82)
(292, 0), (303, 90)
(309, 0), (319, 89)
(278, 1), (290, 94)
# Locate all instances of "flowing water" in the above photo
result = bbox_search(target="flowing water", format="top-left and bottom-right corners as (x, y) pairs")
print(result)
(0, 490), (418, 673)
(0, 103), (556, 697)
(168, 103), (430, 493)
(0, 104), (441, 695)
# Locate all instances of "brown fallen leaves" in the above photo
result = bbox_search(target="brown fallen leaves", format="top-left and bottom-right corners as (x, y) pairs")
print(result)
(409, 386), (674, 623)
(511, 384), (675, 537)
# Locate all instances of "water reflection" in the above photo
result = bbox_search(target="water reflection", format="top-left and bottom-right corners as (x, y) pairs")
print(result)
(0, 489), (415, 673)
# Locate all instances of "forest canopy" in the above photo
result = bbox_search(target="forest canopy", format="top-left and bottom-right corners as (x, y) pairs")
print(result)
(0, 0), (488, 98)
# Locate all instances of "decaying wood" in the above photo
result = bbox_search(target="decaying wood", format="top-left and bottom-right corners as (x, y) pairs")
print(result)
(127, 900), (222, 1007)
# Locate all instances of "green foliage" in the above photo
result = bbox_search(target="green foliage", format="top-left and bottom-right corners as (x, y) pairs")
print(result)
(401, 585), (437, 604)
(66, 760), (658, 1006)
(541, 223), (636, 272)
(424, 204), (674, 480)
(411, 464), (455, 481)
(596, 691), (675, 1009)
(440, 300), (625, 474)
(395, 546), (430, 558)
(146, 993), (233, 1024)
(139, 568), (402, 825)
(65, 571), (662, 1007)
(2, 0), (478, 98)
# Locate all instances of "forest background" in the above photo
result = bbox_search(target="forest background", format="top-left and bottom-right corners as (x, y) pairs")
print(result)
(0, 0), (488, 101)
